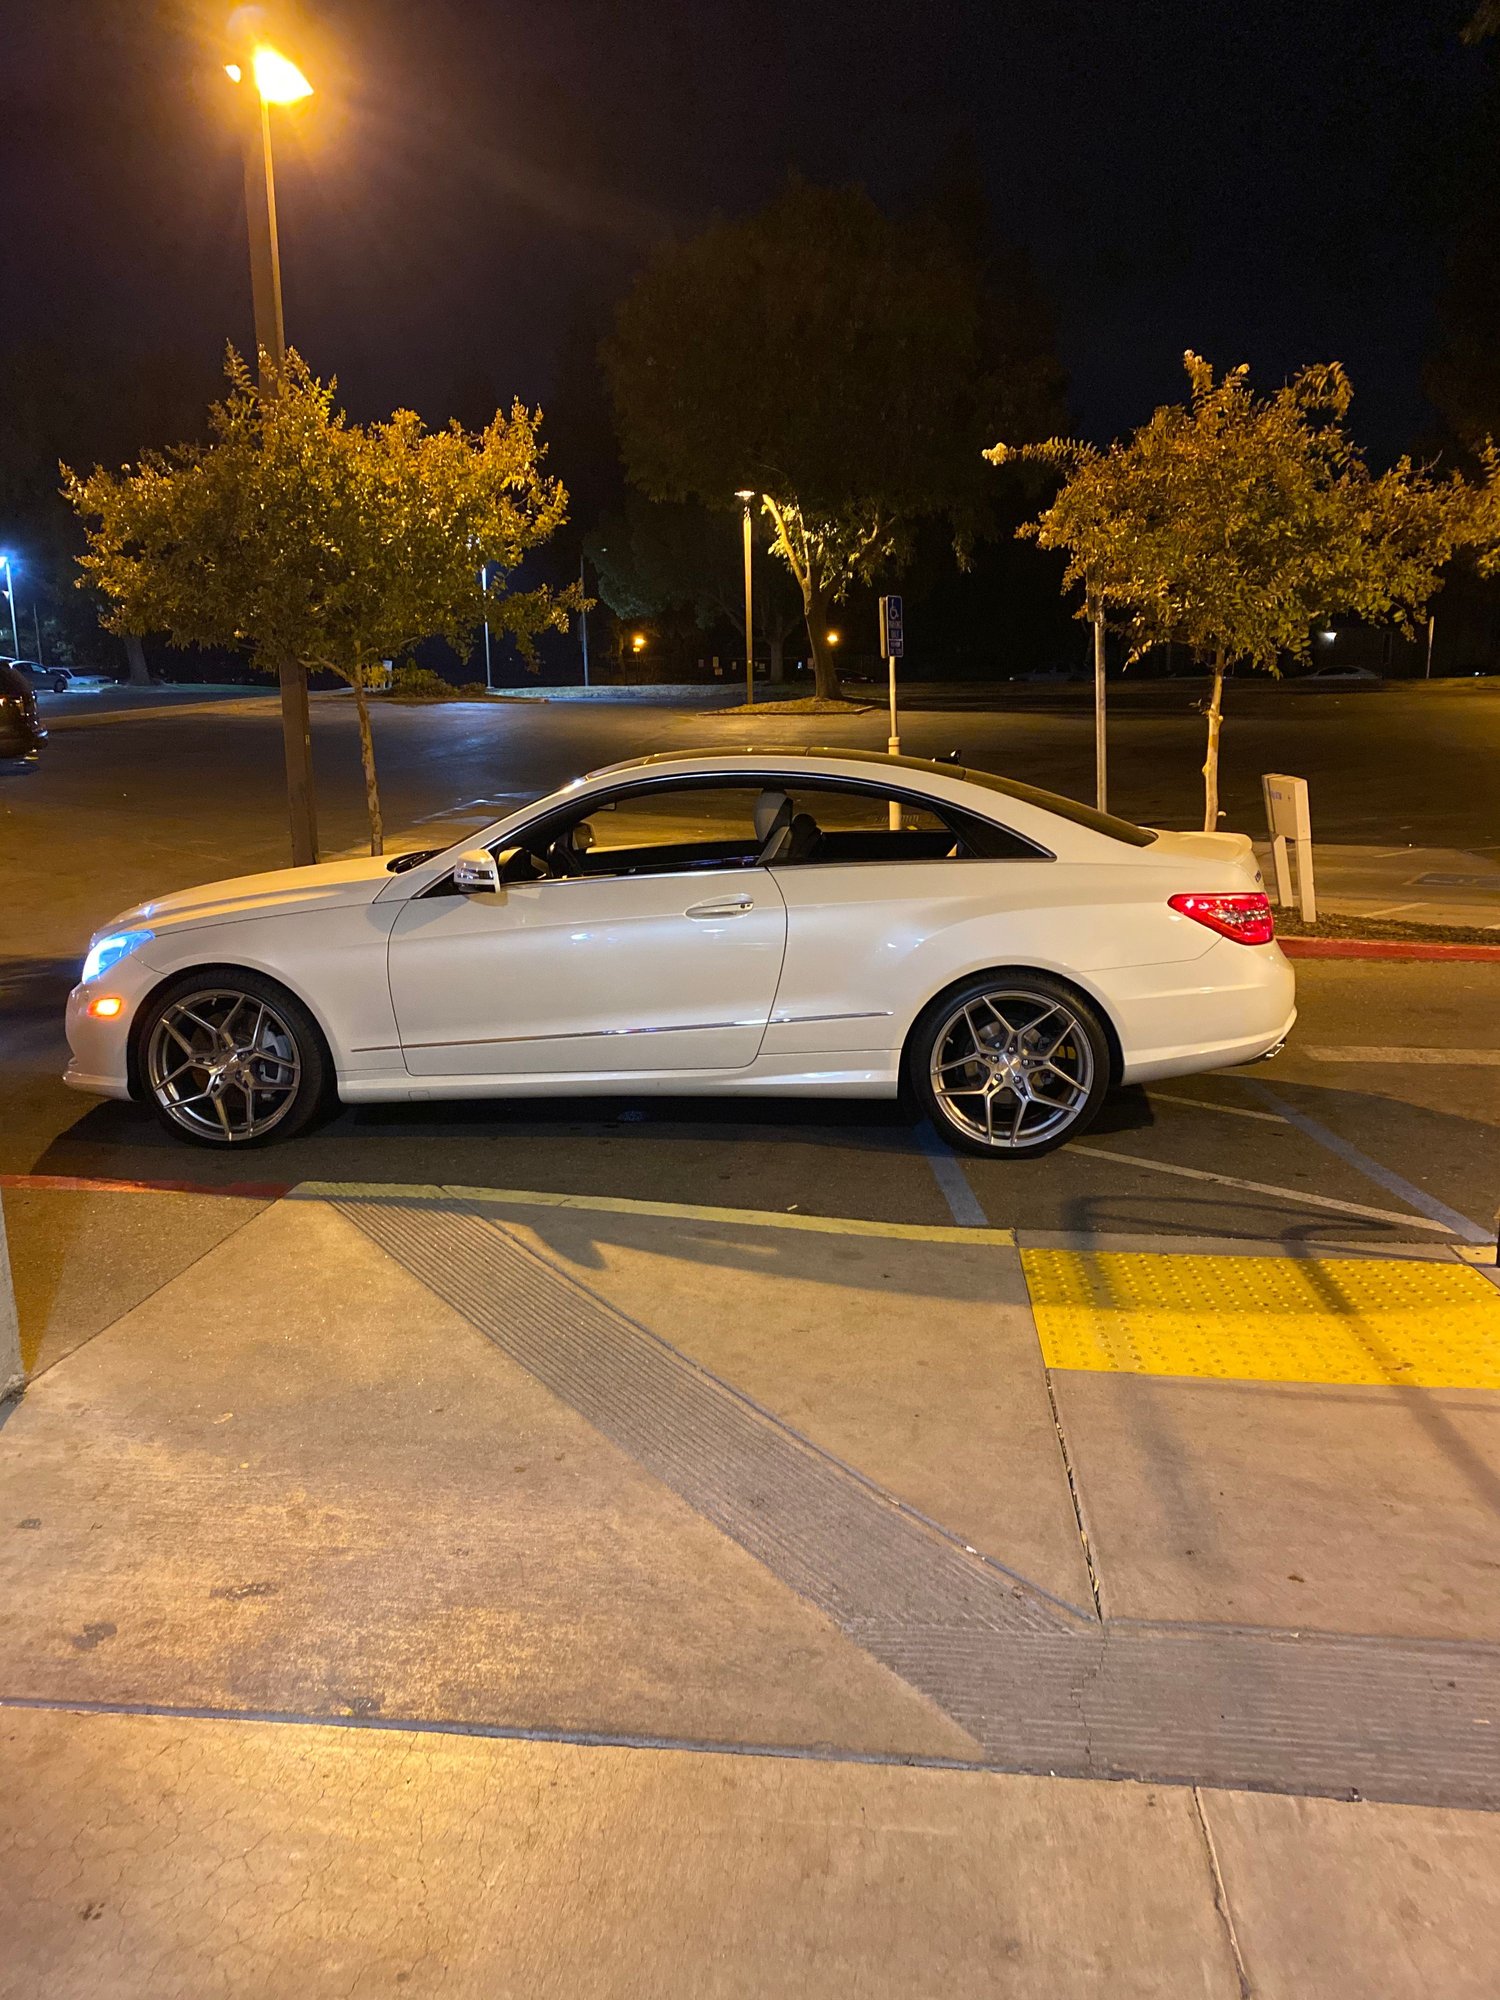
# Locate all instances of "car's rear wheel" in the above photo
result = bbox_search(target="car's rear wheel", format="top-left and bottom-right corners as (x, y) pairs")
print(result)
(140, 972), (330, 1147)
(911, 974), (1110, 1158)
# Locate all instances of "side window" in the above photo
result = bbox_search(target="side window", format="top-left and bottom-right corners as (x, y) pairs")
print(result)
(771, 784), (1048, 865)
(522, 783), (771, 880)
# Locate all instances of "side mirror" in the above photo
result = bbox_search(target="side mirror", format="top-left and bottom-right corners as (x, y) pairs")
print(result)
(453, 847), (501, 895)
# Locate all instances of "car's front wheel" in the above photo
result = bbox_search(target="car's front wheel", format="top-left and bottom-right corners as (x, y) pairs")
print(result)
(139, 972), (331, 1147)
(911, 973), (1110, 1158)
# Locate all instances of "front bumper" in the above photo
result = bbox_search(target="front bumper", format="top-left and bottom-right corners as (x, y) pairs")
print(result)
(63, 953), (165, 1101)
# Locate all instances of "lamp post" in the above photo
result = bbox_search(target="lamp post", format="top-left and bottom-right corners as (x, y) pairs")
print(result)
(735, 490), (756, 706)
(480, 564), (492, 691)
(578, 552), (590, 687)
(0, 555), (19, 659)
(225, 44), (319, 867)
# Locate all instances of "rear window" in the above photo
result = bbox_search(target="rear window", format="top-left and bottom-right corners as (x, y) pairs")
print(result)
(958, 769), (1157, 847)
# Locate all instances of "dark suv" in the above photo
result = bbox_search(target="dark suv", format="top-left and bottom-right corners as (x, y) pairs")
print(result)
(0, 661), (46, 761)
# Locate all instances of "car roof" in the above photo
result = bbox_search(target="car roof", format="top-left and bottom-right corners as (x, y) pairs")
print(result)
(587, 745), (969, 784)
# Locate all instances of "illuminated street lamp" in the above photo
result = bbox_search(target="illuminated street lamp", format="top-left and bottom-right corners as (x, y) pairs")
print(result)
(224, 44), (312, 373)
(0, 553), (20, 659)
(735, 490), (756, 707)
(224, 41), (319, 866)
(631, 632), (648, 655)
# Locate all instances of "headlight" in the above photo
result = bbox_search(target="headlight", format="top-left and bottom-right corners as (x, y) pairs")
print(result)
(81, 928), (154, 984)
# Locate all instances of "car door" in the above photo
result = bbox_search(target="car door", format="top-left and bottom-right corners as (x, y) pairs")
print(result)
(386, 780), (788, 1076)
(759, 779), (1053, 1060)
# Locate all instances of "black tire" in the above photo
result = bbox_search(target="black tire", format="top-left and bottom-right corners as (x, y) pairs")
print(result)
(51, 675), (68, 694)
(137, 969), (333, 1148)
(909, 971), (1111, 1159)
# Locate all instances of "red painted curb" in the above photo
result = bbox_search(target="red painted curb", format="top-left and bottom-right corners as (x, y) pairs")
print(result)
(1279, 937), (1500, 962)
(0, 1171), (289, 1200)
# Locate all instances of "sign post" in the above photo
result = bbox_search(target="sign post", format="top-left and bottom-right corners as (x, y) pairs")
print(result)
(1, 1196), (23, 1407)
(879, 595), (904, 829)
(1261, 773), (1316, 923)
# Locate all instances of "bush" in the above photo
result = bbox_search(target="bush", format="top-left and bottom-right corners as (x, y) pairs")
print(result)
(389, 664), (461, 700)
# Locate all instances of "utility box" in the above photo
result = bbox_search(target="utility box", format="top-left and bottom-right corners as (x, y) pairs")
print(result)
(1262, 773), (1316, 923)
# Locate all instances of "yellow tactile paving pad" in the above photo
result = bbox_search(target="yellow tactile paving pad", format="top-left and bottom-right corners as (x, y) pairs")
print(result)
(1021, 1250), (1500, 1388)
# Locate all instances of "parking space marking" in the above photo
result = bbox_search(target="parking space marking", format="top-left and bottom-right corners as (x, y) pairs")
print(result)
(1147, 1090), (1286, 1124)
(1022, 1249), (1500, 1387)
(1069, 1143), (1459, 1234)
(911, 1120), (990, 1227)
(1244, 1085), (1492, 1246)
(1302, 1047), (1500, 1066)
(295, 1179), (1015, 1246)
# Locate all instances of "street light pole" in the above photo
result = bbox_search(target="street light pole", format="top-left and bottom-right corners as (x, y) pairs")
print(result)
(480, 565), (493, 691)
(0, 556), (19, 658)
(230, 47), (318, 867)
(579, 553), (590, 687)
(243, 91), (287, 369)
(736, 491), (756, 707)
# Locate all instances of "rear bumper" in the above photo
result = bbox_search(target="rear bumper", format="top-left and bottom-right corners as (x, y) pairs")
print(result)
(1114, 941), (1297, 1084)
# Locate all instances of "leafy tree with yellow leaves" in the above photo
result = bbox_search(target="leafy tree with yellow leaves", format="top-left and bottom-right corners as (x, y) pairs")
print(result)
(988, 354), (1468, 830)
(65, 350), (577, 853)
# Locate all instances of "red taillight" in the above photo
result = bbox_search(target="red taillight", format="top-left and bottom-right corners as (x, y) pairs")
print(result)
(1168, 892), (1276, 945)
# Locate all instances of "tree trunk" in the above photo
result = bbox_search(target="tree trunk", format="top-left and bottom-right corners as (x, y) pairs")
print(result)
(1201, 655), (1226, 832)
(804, 571), (839, 701)
(768, 632), (784, 683)
(123, 633), (150, 687)
(352, 674), (384, 856)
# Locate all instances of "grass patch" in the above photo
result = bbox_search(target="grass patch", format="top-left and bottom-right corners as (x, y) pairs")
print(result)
(712, 695), (876, 715)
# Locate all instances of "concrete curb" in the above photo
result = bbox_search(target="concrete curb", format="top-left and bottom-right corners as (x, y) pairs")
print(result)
(1281, 938), (1500, 962)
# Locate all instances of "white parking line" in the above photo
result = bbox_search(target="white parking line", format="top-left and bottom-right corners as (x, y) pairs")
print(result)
(1242, 1085), (1492, 1245)
(1148, 1090), (1286, 1124)
(912, 1121), (990, 1227)
(1068, 1143), (1459, 1234)
(1302, 1047), (1500, 1066)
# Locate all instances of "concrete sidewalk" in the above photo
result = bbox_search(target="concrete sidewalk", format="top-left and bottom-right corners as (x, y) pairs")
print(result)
(1253, 842), (1500, 931)
(2, 1180), (1499, 1995)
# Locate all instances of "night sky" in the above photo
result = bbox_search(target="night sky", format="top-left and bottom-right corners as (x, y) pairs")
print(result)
(2, 0), (1490, 466)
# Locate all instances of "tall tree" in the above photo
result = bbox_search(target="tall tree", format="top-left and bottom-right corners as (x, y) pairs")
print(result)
(604, 180), (1060, 699)
(65, 350), (576, 853)
(989, 354), (1468, 829)
(586, 495), (803, 680)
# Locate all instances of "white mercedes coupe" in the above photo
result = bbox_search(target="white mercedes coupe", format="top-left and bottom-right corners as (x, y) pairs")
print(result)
(65, 748), (1295, 1157)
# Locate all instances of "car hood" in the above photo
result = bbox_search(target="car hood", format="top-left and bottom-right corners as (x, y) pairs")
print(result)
(107, 854), (396, 938)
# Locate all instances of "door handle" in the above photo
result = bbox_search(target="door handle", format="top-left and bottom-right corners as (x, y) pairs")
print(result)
(686, 895), (754, 918)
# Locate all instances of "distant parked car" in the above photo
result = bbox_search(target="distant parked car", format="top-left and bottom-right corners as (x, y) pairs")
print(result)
(0, 661), (46, 761)
(2, 657), (72, 695)
(1306, 664), (1381, 685)
(1019, 662), (1089, 684)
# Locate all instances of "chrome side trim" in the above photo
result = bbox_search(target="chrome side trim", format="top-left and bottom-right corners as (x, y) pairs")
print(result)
(768, 1009), (894, 1026)
(398, 1018), (761, 1053)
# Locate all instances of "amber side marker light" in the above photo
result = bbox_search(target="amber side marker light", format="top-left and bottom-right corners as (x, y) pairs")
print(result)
(1168, 893), (1276, 946)
(88, 996), (125, 1019)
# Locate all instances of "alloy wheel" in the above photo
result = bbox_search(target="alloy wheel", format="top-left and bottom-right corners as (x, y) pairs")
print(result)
(145, 988), (303, 1144)
(928, 987), (1096, 1150)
